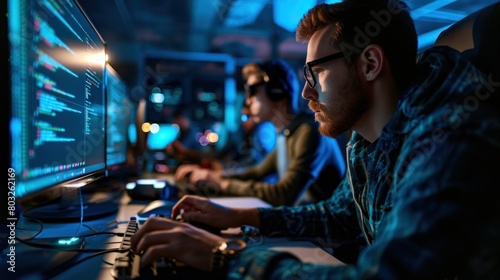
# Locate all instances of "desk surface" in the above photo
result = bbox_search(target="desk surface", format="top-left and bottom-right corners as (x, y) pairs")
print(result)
(9, 190), (342, 279)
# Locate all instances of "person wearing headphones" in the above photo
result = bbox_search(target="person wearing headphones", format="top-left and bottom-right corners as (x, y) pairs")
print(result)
(174, 58), (346, 207)
(165, 102), (277, 173)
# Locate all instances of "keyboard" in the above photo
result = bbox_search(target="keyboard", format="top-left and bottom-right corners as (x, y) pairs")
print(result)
(111, 217), (216, 279)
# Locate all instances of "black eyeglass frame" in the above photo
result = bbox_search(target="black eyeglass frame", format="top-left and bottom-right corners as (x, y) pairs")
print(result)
(244, 81), (267, 98)
(303, 52), (344, 88)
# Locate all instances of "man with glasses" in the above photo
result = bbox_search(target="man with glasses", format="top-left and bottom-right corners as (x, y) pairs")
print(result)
(131, 0), (500, 278)
(174, 58), (346, 207)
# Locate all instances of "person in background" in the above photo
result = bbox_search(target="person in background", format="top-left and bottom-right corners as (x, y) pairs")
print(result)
(167, 103), (277, 174)
(218, 103), (277, 173)
(131, 0), (500, 278)
(165, 109), (204, 163)
(175, 58), (346, 207)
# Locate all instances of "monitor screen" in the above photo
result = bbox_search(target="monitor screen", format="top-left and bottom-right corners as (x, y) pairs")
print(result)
(106, 64), (132, 168)
(8, 0), (106, 205)
(146, 123), (180, 151)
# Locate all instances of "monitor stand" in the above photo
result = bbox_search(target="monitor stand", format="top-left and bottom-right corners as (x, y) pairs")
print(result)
(21, 188), (118, 223)
(22, 201), (118, 223)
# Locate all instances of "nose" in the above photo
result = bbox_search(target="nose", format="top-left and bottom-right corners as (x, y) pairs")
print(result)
(301, 82), (317, 101)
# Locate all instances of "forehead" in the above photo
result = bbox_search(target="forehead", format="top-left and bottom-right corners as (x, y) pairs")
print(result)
(306, 25), (338, 61)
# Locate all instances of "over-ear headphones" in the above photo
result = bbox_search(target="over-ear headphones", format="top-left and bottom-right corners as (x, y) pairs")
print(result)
(257, 59), (295, 101)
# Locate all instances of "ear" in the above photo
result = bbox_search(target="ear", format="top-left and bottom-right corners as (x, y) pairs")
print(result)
(358, 44), (384, 82)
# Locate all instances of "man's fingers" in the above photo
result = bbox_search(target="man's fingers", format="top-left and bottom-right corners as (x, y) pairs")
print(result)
(140, 243), (174, 265)
(134, 229), (171, 254)
(171, 195), (210, 218)
(131, 217), (176, 251)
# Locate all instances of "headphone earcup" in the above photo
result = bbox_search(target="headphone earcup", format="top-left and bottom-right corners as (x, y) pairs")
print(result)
(265, 80), (288, 101)
(259, 60), (291, 101)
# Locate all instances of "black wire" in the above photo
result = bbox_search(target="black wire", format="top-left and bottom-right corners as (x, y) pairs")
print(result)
(14, 236), (129, 253)
(77, 248), (124, 259)
(16, 217), (44, 240)
(82, 231), (125, 237)
(16, 210), (135, 277)
(42, 248), (125, 279)
(15, 231), (127, 252)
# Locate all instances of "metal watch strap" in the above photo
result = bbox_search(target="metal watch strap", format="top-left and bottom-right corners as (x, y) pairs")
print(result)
(211, 239), (246, 275)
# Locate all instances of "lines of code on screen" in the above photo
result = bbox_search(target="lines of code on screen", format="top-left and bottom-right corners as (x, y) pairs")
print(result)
(9, 0), (106, 197)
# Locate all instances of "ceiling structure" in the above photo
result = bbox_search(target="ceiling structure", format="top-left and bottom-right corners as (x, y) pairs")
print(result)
(78, 0), (499, 87)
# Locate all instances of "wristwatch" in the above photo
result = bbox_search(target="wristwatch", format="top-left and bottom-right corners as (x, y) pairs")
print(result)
(211, 239), (246, 274)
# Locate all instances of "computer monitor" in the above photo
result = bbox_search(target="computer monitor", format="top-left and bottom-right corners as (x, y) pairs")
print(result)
(146, 123), (180, 151)
(105, 63), (132, 169)
(144, 123), (179, 172)
(8, 0), (112, 222)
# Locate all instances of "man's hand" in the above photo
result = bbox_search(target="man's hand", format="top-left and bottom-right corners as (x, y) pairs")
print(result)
(175, 164), (202, 181)
(175, 165), (228, 194)
(172, 195), (242, 229)
(130, 216), (225, 271)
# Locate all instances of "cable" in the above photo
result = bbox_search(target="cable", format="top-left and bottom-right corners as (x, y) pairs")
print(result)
(76, 187), (84, 235)
(81, 231), (126, 238)
(14, 231), (127, 252)
(42, 248), (125, 279)
(16, 217), (44, 240)
(14, 237), (127, 253)
(82, 223), (100, 233)
(14, 231), (131, 279)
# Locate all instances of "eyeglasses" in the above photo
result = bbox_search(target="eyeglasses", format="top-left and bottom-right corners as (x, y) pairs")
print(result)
(303, 52), (344, 88)
(244, 81), (266, 98)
